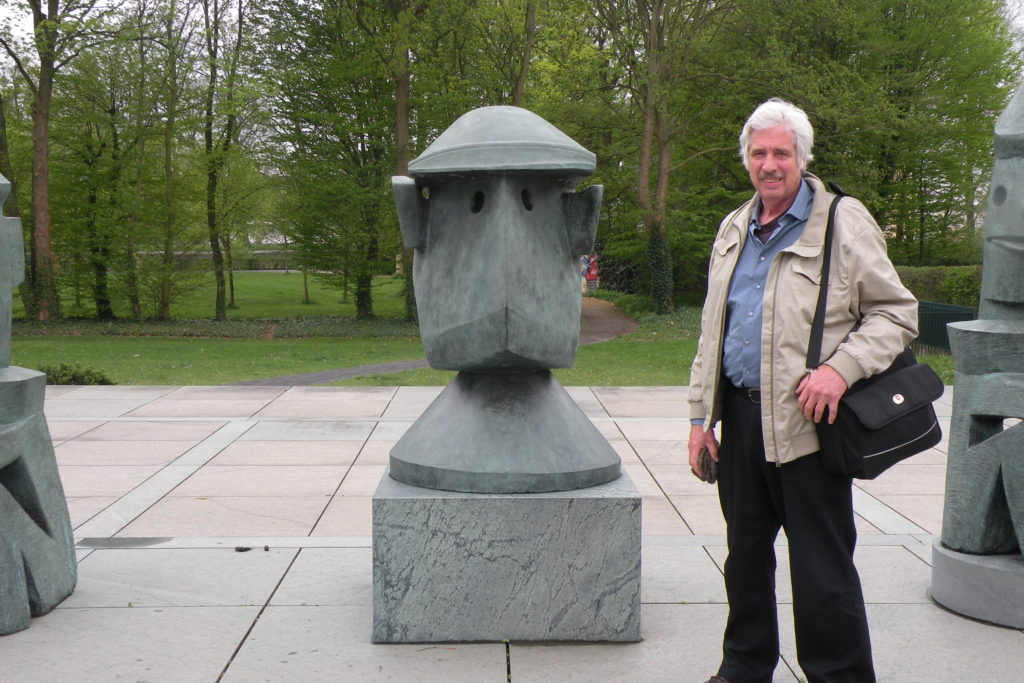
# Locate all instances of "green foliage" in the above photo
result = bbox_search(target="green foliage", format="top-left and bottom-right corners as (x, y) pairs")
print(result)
(35, 363), (115, 385)
(646, 225), (674, 314)
(2, 0), (1018, 325)
(586, 290), (655, 319)
(595, 226), (714, 306)
(938, 266), (983, 307)
(895, 266), (947, 302)
(896, 265), (982, 306)
(917, 354), (954, 384)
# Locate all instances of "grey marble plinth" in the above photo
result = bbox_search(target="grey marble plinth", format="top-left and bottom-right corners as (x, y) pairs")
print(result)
(372, 470), (641, 643)
(930, 538), (1024, 628)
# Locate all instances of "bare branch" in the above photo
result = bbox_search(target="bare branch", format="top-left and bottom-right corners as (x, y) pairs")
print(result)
(0, 34), (39, 93)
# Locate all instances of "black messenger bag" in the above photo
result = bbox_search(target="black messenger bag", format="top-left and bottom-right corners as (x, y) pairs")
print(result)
(805, 187), (944, 480)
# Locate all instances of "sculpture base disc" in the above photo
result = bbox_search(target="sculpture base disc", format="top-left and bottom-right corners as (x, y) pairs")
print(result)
(389, 370), (620, 493)
(930, 538), (1024, 629)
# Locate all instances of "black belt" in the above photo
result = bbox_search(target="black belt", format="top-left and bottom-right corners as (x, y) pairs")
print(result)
(726, 382), (761, 404)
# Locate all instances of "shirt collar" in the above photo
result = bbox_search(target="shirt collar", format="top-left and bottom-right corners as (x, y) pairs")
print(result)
(748, 178), (814, 243)
(751, 178), (813, 228)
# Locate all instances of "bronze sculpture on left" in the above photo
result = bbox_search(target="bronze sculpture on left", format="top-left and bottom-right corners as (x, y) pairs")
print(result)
(0, 173), (77, 635)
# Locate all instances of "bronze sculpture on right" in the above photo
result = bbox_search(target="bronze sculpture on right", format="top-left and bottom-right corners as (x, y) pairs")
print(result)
(931, 85), (1024, 628)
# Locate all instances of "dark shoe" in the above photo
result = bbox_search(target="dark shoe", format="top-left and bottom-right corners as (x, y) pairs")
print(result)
(704, 677), (729, 683)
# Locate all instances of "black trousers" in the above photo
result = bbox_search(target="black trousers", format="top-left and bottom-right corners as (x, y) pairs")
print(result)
(715, 383), (875, 683)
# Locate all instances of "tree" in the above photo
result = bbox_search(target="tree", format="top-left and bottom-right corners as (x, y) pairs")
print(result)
(580, 0), (736, 312)
(257, 0), (409, 319)
(200, 0), (248, 321)
(0, 0), (120, 319)
(155, 0), (201, 320)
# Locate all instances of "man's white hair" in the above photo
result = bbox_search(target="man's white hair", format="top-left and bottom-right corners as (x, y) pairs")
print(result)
(739, 98), (814, 170)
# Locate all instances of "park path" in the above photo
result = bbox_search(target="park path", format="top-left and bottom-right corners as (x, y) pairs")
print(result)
(231, 297), (635, 386)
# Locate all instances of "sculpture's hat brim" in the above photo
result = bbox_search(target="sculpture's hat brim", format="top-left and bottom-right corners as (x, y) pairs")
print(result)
(409, 106), (595, 176)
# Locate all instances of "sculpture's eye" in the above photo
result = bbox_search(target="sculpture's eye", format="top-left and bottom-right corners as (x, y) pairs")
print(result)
(993, 185), (1007, 206)
(471, 191), (485, 213)
(521, 189), (533, 211)
(419, 187), (430, 200)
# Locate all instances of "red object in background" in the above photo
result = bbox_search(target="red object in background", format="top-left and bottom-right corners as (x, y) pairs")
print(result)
(583, 253), (598, 281)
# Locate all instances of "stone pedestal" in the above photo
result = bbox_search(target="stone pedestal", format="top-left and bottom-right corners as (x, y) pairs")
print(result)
(930, 539), (1024, 628)
(372, 471), (641, 643)
(1, 366), (77, 635)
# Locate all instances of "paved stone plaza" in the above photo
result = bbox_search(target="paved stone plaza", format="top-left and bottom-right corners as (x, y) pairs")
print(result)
(1, 384), (1022, 681)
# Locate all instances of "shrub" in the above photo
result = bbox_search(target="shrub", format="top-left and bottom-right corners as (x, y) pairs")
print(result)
(36, 363), (115, 385)
(896, 266), (947, 301)
(586, 289), (656, 318)
(895, 265), (981, 306)
(938, 266), (982, 307)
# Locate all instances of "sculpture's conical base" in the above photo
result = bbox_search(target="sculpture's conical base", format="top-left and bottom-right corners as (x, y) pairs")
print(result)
(389, 370), (620, 493)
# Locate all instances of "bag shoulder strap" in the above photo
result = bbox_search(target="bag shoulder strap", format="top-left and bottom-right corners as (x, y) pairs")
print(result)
(805, 181), (848, 370)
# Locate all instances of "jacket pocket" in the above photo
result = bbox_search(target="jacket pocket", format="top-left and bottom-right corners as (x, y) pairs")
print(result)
(713, 235), (739, 257)
(790, 259), (821, 286)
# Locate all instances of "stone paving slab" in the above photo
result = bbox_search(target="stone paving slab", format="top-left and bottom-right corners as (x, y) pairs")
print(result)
(0, 606), (262, 682)
(0, 384), (1020, 682)
(64, 547), (298, 607)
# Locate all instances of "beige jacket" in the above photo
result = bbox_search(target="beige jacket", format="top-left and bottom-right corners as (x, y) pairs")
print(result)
(688, 174), (919, 464)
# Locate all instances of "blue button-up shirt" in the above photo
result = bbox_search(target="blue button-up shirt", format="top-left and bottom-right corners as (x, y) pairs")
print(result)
(721, 179), (814, 388)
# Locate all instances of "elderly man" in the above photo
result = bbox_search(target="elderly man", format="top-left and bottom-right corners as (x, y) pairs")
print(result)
(688, 99), (918, 683)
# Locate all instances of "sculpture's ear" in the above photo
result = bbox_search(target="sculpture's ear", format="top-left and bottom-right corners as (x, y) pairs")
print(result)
(392, 176), (428, 250)
(562, 184), (603, 255)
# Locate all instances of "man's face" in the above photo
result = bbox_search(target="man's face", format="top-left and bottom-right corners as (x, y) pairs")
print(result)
(747, 124), (803, 209)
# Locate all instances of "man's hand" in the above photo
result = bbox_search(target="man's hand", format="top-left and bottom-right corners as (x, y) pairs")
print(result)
(795, 364), (848, 424)
(688, 424), (719, 478)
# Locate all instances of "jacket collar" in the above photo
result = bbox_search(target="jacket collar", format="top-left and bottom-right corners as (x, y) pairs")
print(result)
(728, 173), (832, 258)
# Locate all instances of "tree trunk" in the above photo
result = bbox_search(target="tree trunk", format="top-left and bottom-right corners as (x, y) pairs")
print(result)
(390, 1), (416, 323)
(86, 186), (115, 320)
(511, 1), (536, 106)
(635, 5), (673, 314)
(125, 6), (149, 321)
(207, 170), (227, 320)
(355, 236), (377, 319)
(30, 67), (59, 320)
(647, 221), (673, 314)
(204, 0), (227, 321)
(222, 233), (235, 307)
(158, 3), (181, 321)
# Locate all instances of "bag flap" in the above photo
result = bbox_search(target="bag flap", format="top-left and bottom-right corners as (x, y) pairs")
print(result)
(842, 363), (944, 430)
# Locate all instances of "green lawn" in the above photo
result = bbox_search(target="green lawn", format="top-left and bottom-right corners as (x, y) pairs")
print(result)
(171, 271), (408, 319)
(10, 337), (425, 385)
(13, 271), (409, 321)
(9, 288), (955, 386)
(331, 337), (697, 386)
